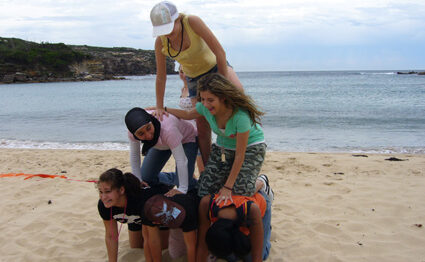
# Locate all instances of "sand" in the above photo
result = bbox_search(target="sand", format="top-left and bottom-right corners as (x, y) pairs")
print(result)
(0, 148), (424, 262)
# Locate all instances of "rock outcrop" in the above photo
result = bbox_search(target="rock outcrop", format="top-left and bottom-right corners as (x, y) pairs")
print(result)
(69, 45), (175, 77)
(397, 71), (425, 75)
(0, 37), (176, 84)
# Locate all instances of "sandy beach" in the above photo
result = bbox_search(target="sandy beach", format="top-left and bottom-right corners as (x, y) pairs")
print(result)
(0, 148), (424, 262)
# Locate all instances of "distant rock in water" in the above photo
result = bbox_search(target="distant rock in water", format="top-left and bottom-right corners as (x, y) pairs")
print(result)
(397, 71), (425, 75)
(0, 37), (176, 84)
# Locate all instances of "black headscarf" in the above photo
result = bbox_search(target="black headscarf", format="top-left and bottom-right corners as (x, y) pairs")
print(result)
(125, 107), (161, 156)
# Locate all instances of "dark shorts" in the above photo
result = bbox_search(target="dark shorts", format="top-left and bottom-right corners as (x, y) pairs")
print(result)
(197, 142), (267, 197)
(185, 61), (232, 98)
(186, 64), (219, 98)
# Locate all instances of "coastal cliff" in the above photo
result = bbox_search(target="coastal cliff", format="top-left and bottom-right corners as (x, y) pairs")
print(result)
(0, 37), (176, 84)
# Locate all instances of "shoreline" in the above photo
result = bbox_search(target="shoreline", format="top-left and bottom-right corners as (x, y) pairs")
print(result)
(1, 139), (424, 155)
(1, 148), (425, 261)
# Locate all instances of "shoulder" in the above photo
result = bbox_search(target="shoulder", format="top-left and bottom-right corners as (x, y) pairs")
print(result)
(248, 202), (262, 220)
(98, 199), (110, 219)
(231, 109), (251, 126)
(234, 108), (250, 118)
(196, 102), (208, 115)
(155, 37), (164, 48)
(128, 130), (139, 142)
(159, 113), (177, 126)
(187, 14), (202, 25)
(187, 15), (208, 32)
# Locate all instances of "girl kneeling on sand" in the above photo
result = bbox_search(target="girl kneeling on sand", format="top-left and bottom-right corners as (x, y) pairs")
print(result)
(97, 168), (169, 261)
(162, 73), (266, 201)
(97, 168), (200, 262)
(125, 107), (198, 197)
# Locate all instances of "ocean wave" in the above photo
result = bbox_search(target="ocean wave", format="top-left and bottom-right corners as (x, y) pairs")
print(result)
(2, 139), (424, 154)
(0, 139), (128, 151)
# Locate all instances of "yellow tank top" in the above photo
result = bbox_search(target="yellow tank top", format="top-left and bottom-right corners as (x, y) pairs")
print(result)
(160, 14), (216, 78)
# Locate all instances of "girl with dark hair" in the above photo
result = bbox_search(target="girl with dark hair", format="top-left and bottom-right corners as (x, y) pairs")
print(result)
(162, 73), (266, 202)
(125, 107), (198, 197)
(97, 168), (169, 262)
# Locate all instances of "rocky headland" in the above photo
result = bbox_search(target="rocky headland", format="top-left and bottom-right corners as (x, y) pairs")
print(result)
(0, 37), (176, 84)
(397, 71), (425, 75)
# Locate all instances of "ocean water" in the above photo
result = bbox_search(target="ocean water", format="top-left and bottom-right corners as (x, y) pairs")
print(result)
(1, 71), (424, 153)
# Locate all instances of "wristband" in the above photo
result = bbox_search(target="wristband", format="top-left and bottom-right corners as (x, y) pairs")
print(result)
(223, 185), (232, 191)
(164, 106), (167, 112)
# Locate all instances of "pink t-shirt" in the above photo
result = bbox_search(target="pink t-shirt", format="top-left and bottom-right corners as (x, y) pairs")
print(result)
(128, 111), (197, 150)
(128, 111), (197, 191)
(154, 112), (197, 150)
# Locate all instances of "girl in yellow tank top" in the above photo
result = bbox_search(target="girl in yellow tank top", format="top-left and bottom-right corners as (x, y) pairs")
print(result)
(150, 1), (243, 169)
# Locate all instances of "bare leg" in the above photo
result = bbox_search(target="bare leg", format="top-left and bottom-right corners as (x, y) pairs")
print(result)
(196, 155), (205, 176)
(128, 229), (144, 248)
(196, 116), (212, 166)
(160, 229), (169, 250)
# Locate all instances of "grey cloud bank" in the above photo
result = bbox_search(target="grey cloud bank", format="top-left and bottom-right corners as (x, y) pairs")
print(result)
(1, 0), (424, 71)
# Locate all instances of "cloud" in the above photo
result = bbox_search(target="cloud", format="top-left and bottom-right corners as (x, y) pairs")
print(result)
(1, 0), (424, 70)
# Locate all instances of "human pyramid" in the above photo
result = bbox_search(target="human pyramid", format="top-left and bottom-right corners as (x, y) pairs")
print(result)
(97, 2), (273, 262)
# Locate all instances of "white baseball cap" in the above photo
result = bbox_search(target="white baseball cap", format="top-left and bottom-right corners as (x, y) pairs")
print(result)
(150, 1), (179, 37)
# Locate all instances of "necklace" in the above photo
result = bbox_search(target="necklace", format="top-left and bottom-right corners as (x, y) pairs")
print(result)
(167, 19), (184, 58)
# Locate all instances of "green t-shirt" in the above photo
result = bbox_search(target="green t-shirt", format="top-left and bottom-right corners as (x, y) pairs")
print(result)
(196, 102), (264, 149)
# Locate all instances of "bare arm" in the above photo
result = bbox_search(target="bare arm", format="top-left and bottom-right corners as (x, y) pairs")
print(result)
(183, 230), (197, 262)
(248, 204), (264, 262)
(166, 143), (189, 195)
(216, 130), (249, 205)
(103, 220), (119, 262)
(196, 196), (211, 262)
(188, 15), (228, 77)
(166, 107), (201, 120)
(154, 37), (167, 120)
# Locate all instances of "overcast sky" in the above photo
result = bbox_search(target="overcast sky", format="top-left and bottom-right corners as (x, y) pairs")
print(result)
(1, 0), (424, 71)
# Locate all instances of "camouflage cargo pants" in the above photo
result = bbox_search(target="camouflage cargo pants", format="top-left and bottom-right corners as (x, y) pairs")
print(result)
(198, 143), (267, 197)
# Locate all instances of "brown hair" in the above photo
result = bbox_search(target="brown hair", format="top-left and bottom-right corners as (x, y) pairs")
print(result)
(197, 73), (264, 126)
(98, 168), (141, 198)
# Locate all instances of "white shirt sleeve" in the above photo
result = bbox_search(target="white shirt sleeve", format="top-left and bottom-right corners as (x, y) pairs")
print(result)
(128, 133), (142, 181)
(170, 143), (189, 194)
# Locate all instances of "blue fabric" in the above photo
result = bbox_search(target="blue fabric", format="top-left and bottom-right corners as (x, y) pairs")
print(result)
(140, 142), (198, 190)
(259, 191), (272, 260)
(186, 61), (232, 98)
(238, 191), (272, 262)
(186, 64), (218, 98)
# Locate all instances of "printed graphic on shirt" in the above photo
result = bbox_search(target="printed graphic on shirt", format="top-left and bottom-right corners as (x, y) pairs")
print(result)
(113, 213), (142, 225)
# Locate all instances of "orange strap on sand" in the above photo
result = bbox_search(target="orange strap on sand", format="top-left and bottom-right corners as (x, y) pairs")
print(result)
(0, 173), (97, 183)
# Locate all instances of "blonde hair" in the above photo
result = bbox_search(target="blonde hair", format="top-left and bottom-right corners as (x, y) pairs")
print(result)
(197, 73), (264, 126)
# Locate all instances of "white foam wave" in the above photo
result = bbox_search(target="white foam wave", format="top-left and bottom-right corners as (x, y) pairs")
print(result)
(0, 139), (128, 151)
(2, 139), (424, 154)
(359, 72), (396, 75)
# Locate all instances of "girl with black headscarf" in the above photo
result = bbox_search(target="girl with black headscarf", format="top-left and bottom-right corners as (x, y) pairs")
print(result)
(125, 107), (198, 197)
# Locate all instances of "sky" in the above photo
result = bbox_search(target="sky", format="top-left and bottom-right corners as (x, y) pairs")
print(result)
(1, 0), (424, 71)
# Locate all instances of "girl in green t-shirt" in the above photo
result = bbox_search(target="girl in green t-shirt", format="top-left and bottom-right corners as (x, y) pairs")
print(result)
(163, 73), (267, 202)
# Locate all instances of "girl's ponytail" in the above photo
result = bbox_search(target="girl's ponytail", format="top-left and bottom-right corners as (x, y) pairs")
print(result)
(122, 172), (141, 198)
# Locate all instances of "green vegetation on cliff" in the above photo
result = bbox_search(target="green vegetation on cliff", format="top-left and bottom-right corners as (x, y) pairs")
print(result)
(0, 37), (175, 83)
(0, 37), (90, 73)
